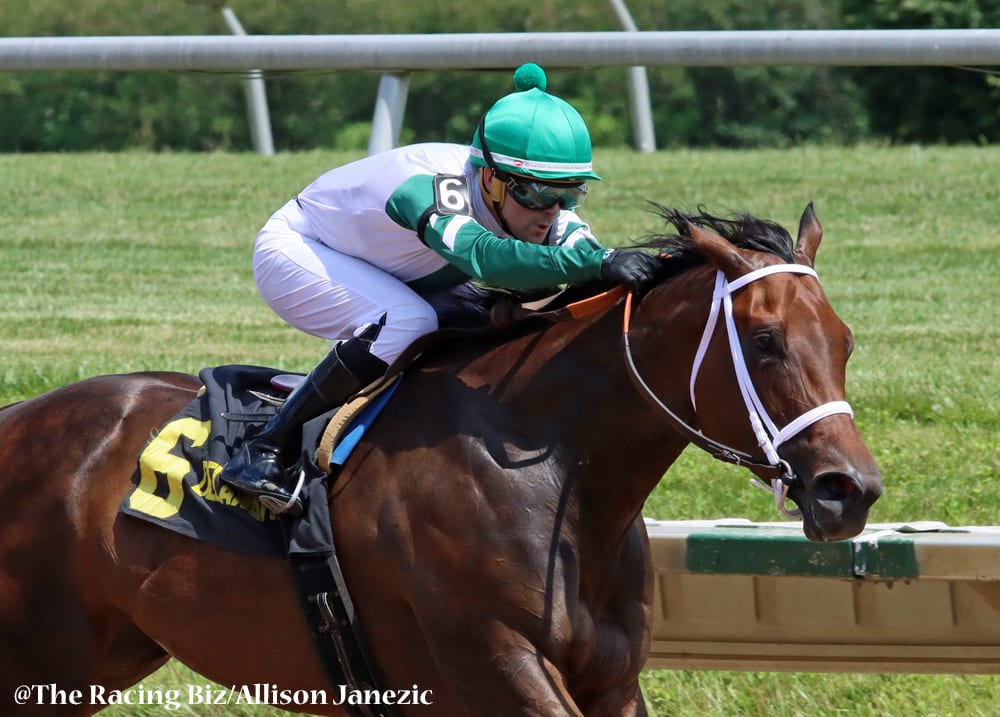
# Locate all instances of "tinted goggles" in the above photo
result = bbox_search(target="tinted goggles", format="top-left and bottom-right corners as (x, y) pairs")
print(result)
(500, 173), (588, 211)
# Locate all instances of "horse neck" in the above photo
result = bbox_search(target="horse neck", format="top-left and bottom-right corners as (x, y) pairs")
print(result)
(453, 278), (713, 554)
(572, 274), (716, 547)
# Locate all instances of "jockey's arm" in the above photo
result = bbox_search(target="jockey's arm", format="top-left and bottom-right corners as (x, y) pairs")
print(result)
(386, 174), (606, 290)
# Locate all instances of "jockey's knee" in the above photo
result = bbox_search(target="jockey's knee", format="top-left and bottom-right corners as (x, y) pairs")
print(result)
(369, 301), (439, 366)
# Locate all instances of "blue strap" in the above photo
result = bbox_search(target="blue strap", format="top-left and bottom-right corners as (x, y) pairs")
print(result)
(329, 381), (400, 467)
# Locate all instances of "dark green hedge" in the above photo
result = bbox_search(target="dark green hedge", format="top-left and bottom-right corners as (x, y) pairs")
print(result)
(1, 0), (996, 151)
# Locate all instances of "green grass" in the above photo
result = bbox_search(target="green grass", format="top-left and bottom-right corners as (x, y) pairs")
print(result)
(2, 147), (998, 716)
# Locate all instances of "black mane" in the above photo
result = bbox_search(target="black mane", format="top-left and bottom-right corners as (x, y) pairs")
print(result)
(476, 204), (796, 313)
(636, 203), (796, 279)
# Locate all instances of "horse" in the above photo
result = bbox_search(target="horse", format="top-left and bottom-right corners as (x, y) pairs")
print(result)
(0, 203), (881, 716)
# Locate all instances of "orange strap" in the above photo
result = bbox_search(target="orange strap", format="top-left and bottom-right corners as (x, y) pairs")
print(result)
(493, 283), (630, 328)
(622, 288), (635, 334)
(566, 283), (629, 320)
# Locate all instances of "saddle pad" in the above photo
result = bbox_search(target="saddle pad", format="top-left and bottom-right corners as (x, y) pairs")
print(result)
(122, 365), (293, 557)
(119, 365), (398, 559)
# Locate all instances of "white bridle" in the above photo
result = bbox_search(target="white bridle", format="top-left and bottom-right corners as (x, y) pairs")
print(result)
(688, 265), (854, 517)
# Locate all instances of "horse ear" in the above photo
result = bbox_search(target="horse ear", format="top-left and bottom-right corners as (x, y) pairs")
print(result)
(795, 202), (823, 263)
(687, 221), (752, 278)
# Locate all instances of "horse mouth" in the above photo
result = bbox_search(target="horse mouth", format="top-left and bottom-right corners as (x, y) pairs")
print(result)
(797, 469), (880, 543)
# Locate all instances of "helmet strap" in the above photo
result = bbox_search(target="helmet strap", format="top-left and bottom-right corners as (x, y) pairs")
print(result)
(488, 170), (506, 205)
(476, 120), (515, 236)
(480, 169), (514, 236)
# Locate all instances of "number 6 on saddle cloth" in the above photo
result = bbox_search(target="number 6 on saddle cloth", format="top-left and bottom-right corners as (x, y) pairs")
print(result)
(121, 364), (398, 559)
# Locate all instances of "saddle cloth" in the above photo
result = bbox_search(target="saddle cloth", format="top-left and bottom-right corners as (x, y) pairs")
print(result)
(120, 364), (396, 558)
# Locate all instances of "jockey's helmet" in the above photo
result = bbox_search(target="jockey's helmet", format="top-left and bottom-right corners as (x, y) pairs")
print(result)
(470, 63), (600, 183)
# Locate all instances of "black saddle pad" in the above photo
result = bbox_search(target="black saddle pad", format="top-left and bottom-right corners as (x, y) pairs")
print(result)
(120, 365), (337, 558)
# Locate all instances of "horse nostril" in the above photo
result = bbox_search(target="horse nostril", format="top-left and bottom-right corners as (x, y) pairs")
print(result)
(814, 471), (859, 502)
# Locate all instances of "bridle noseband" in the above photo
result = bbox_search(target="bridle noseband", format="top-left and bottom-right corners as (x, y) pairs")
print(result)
(623, 263), (855, 518)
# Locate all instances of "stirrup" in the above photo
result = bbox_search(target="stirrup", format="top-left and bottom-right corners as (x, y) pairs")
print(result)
(258, 469), (307, 517)
(220, 442), (306, 517)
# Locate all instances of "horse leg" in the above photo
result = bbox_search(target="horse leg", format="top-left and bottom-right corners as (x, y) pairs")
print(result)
(585, 677), (648, 717)
(91, 621), (171, 693)
(417, 618), (586, 717)
(570, 521), (654, 717)
(0, 576), (167, 717)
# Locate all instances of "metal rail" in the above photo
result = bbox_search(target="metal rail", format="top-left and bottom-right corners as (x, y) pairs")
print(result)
(1, 30), (998, 71)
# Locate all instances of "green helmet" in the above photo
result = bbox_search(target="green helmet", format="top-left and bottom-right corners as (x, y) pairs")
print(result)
(470, 63), (600, 182)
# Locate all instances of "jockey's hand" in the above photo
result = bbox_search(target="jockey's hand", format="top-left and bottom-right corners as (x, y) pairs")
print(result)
(601, 249), (660, 288)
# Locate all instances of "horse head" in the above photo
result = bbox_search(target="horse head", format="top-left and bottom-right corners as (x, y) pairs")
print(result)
(632, 203), (882, 541)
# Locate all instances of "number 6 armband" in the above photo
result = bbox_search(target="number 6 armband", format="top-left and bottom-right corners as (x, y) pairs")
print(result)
(432, 174), (472, 216)
(415, 173), (475, 246)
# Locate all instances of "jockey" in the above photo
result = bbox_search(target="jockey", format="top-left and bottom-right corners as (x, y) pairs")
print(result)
(220, 63), (660, 515)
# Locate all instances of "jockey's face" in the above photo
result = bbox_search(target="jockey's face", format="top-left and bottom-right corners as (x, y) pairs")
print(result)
(501, 189), (561, 244)
(483, 169), (560, 244)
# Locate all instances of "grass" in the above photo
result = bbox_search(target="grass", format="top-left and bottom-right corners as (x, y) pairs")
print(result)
(1, 147), (998, 715)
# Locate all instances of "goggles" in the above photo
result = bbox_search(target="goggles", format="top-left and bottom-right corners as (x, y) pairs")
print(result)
(500, 173), (588, 211)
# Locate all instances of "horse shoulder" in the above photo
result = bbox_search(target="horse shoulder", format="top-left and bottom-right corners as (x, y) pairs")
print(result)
(329, 338), (648, 712)
(329, 416), (590, 690)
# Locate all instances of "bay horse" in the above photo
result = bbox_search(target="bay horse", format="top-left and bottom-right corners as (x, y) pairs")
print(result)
(0, 204), (880, 716)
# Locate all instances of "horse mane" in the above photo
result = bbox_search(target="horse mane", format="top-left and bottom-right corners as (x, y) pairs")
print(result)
(422, 204), (798, 359)
(492, 204), (796, 308)
(634, 203), (796, 277)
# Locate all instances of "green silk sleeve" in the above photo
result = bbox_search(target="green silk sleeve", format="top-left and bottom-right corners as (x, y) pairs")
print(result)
(386, 174), (605, 290)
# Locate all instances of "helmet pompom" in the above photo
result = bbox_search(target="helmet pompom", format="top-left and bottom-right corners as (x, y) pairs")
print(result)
(513, 63), (547, 92)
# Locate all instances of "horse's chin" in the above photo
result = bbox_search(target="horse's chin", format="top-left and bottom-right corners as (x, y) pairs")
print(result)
(797, 498), (872, 543)
(791, 466), (879, 542)
(801, 516), (834, 543)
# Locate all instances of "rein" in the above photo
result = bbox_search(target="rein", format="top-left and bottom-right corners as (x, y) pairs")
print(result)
(622, 264), (855, 518)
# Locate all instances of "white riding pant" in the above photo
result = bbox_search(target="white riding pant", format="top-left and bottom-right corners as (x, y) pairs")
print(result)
(253, 200), (440, 365)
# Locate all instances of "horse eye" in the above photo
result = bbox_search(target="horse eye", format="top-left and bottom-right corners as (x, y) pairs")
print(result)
(753, 331), (777, 353)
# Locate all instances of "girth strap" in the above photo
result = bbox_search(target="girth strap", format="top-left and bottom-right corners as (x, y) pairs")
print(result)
(288, 549), (399, 717)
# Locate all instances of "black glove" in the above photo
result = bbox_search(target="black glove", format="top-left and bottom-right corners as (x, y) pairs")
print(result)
(601, 249), (660, 288)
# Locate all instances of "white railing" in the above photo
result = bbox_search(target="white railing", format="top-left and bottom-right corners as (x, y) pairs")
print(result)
(2, 30), (996, 154)
(1, 30), (998, 70)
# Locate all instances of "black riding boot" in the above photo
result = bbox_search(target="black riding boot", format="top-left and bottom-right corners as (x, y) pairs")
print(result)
(220, 335), (388, 516)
